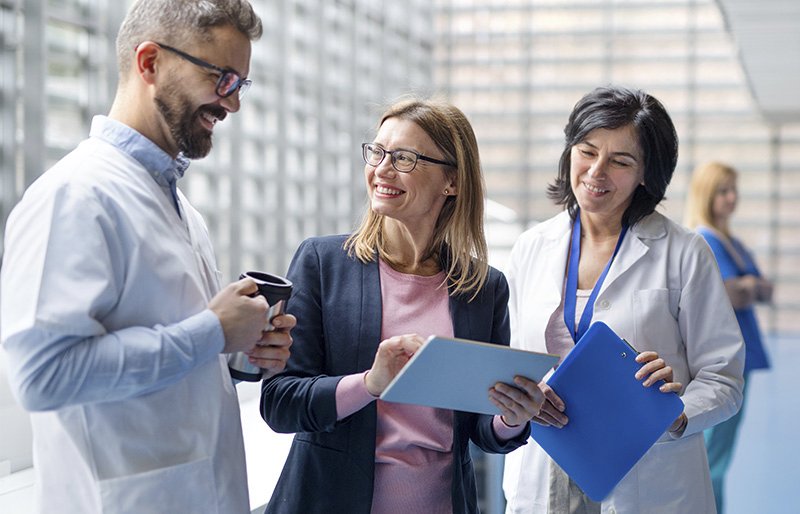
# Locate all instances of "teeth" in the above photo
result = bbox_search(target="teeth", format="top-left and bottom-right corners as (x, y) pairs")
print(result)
(201, 112), (217, 125)
(376, 185), (402, 195)
(584, 182), (608, 194)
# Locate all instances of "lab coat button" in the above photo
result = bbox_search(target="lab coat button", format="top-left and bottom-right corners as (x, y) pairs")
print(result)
(598, 299), (610, 310)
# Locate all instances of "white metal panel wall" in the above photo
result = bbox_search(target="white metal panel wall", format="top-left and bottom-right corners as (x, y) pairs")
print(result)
(435, 0), (800, 335)
(189, 0), (437, 280)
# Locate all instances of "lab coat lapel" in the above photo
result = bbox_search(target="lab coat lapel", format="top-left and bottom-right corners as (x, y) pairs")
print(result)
(600, 213), (665, 293)
(541, 213), (573, 304)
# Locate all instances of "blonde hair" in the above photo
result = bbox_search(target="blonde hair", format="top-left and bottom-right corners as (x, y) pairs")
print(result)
(345, 97), (488, 301)
(684, 161), (737, 234)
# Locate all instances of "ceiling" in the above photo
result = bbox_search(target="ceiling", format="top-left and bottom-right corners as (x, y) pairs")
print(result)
(716, 0), (800, 125)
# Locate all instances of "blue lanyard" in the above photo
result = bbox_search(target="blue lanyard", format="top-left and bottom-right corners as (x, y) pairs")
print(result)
(563, 213), (628, 342)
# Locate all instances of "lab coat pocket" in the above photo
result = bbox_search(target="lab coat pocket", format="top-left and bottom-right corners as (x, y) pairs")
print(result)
(99, 457), (218, 514)
(632, 288), (682, 356)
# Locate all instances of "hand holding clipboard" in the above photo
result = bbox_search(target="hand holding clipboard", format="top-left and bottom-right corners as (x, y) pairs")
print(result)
(530, 322), (685, 502)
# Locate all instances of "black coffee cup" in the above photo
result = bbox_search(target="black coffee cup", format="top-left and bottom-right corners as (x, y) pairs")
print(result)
(239, 271), (293, 330)
(227, 271), (293, 382)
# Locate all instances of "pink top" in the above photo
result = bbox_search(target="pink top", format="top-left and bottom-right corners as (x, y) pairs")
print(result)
(334, 259), (521, 514)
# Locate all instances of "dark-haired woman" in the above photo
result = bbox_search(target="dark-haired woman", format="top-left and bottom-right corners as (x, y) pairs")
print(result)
(502, 86), (744, 513)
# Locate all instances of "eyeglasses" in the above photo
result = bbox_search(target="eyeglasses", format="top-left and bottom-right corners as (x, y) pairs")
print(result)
(361, 143), (454, 173)
(155, 42), (251, 99)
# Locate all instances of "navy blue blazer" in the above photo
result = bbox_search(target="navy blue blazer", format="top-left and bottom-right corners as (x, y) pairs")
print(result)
(260, 235), (529, 514)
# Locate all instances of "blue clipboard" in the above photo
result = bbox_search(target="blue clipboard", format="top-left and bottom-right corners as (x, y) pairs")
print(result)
(380, 335), (559, 415)
(530, 321), (684, 501)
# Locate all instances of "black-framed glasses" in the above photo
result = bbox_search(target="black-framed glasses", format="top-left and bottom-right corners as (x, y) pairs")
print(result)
(155, 42), (251, 99)
(361, 143), (454, 173)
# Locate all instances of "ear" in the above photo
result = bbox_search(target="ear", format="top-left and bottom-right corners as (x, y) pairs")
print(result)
(445, 176), (457, 196)
(134, 41), (161, 87)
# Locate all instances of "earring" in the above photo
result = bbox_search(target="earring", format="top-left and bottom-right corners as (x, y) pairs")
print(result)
(444, 189), (449, 195)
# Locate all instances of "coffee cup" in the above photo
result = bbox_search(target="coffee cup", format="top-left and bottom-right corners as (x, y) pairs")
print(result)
(227, 271), (293, 382)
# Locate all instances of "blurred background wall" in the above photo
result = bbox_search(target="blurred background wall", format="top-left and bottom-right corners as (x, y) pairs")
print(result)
(1, 0), (798, 512)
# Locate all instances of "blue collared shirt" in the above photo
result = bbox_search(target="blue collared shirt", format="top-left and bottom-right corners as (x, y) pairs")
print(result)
(90, 115), (188, 216)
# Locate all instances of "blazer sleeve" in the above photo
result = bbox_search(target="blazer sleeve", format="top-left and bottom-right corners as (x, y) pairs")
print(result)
(260, 238), (342, 434)
(466, 269), (531, 453)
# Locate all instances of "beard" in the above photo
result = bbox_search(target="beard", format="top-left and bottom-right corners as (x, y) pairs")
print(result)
(154, 82), (226, 159)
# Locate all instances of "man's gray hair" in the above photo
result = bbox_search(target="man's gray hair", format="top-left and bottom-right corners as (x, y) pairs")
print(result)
(116, 0), (262, 79)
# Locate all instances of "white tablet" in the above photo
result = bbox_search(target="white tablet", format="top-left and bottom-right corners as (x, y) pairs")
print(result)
(379, 335), (559, 415)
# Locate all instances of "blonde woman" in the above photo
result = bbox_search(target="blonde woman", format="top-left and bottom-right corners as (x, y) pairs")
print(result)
(685, 161), (772, 513)
(260, 98), (546, 514)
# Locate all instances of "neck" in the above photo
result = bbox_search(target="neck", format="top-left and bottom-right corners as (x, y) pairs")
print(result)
(711, 217), (731, 237)
(382, 219), (440, 275)
(108, 88), (178, 159)
(579, 211), (624, 243)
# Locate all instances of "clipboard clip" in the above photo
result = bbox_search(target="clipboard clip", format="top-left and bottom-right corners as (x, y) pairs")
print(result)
(620, 338), (639, 359)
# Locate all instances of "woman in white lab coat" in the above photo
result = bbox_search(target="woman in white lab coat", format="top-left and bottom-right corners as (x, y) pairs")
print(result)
(502, 86), (744, 514)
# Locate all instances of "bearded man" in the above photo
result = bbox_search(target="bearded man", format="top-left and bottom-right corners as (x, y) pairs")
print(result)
(0, 1), (294, 512)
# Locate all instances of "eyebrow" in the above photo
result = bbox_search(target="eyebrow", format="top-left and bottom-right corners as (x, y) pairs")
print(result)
(158, 43), (245, 79)
(372, 142), (420, 154)
(580, 141), (640, 162)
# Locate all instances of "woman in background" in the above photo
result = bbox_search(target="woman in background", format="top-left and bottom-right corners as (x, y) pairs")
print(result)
(685, 160), (773, 514)
(260, 97), (546, 514)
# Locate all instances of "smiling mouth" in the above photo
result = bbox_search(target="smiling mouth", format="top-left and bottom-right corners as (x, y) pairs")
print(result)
(200, 112), (218, 129)
(583, 182), (609, 194)
(375, 185), (404, 196)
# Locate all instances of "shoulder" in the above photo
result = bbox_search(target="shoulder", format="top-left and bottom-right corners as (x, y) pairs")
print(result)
(26, 138), (143, 203)
(10, 139), (134, 224)
(296, 234), (350, 254)
(508, 212), (570, 276)
(485, 264), (508, 289)
(513, 211), (570, 251)
(637, 213), (720, 278)
(464, 264), (509, 305)
(291, 234), (359, 268)
(634, 211), (705, 248)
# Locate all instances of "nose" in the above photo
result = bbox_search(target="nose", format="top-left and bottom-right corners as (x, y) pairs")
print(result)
(373, 155), (397, 177)
(587, 157), (607, 178)
(219, 93), (241, 113)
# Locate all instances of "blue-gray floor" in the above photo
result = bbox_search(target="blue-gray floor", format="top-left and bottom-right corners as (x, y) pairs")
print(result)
(726, 334), (800, 514)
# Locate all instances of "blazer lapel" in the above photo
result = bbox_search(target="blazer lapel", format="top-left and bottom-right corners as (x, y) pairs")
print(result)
(357, 257), (384, 371)
(450, 293), (471, 340)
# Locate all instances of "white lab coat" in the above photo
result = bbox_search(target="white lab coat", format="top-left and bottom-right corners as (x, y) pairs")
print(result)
(1, 135), (249, 513)
(503, 211), (744, 514)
